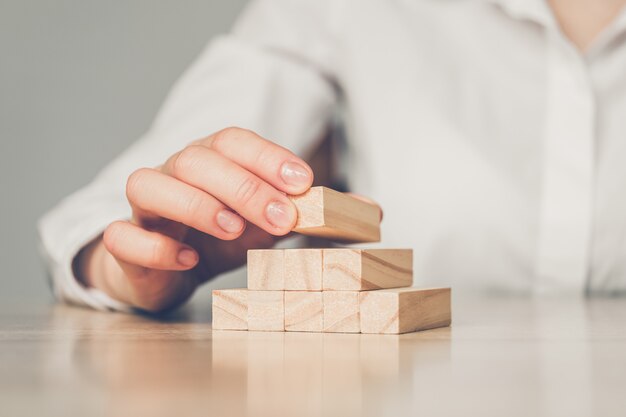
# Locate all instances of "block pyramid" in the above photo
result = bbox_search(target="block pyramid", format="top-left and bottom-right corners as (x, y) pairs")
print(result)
(212, 187), (451, 334)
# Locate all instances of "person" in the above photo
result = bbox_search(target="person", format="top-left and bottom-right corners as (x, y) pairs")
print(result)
(38, 0), (626, 312)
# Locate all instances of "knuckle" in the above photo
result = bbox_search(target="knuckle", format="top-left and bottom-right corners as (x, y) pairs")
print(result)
(180, 191), (207, 220)
(210, 126), (250, 150)
(126, 168), (152, 200)
(149, 238), (166, 266)
(234, 176), (261, 206)
(253, 142), (276, 168)
(103, 221), (126, 255)
(172, 145), (204, 177)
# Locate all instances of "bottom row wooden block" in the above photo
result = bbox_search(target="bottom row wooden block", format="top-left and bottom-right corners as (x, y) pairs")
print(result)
(213, 288), (451, 334)
(285, 292), (323, 332)
(359, 287), (452, 334)
(248, 290), (284, 331)
(323, 291), (360, 333)
(211, 288), (247, 330)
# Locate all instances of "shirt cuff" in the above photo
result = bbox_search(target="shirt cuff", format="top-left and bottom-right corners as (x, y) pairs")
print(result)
(38, 195), (135, 313)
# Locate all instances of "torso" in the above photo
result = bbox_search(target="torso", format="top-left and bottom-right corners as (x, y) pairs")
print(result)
(334, 0), (626, 293)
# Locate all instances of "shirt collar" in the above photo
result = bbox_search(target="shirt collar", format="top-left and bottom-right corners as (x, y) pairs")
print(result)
(608, 5), (626, 34)
(480, 0), (555, 27)
(586, 5), (626, 58)
(481, 0), (626, 58)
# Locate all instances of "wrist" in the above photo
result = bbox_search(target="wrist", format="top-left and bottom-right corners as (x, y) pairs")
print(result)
(74, 236), (102, 289)
(74, 237), (127, 303)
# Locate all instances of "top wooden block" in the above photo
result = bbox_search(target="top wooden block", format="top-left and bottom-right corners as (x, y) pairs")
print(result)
(289, 187), (381, 243)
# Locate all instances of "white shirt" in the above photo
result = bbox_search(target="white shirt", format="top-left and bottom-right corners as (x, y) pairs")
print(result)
(38, 0), (626, 310)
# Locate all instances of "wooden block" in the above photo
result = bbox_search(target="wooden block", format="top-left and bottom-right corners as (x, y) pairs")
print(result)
(248, 290), (285, 331)
(285, 291), (323, 332)
(323, 291), (360, 333)
(289, 186), (381, 243)
(284, 249), (322, 290)
(359, 287), (451, 334)
(323, 249), (413, 291)
(212, 289), (247, 330)
(247, 249), (284, 290)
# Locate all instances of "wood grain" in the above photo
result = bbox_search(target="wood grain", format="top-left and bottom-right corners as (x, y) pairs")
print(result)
(284, 291), (323, 332)
(247, 249), (284, 290)
(284, 249), (323, 291)
(289, 186), (381, 243)
(5, 297), (625, 416)
(212, 288), (248, 330)
(323, 249), (413, 291)
(359, 287), (451, 334)
(323, 291), (360, 333)
(248, 290), (285, 331)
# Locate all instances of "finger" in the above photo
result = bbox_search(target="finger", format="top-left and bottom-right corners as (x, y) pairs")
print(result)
(126, 168), (246, 240)
(163, 146), (297, 235)
(197, 127), (314, 194)
(103, 221), (199, 271)
(98, 244), (196, 313)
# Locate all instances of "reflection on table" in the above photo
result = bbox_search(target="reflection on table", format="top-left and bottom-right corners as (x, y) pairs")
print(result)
(1, 295), (625, 417)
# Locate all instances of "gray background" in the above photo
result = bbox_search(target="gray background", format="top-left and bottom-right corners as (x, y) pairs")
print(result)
(0, 0), (249, 305)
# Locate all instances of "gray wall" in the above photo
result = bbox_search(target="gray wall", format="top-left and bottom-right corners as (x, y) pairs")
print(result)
(1, 0), (249, 304)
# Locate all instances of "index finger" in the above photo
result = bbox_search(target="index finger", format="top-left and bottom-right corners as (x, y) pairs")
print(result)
(197, 127), (314, 195)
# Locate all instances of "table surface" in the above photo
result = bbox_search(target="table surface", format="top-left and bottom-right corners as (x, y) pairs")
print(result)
(1, 294), (625, 417)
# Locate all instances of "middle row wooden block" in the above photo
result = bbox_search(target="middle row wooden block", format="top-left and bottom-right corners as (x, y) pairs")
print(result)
(248, 248), (413, 291)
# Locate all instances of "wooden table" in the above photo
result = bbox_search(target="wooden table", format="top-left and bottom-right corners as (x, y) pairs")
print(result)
(1, 295), (625, 417)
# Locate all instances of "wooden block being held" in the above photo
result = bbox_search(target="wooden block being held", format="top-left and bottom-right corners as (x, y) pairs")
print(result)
(289, 186), (381, 243)
(285, 291), (323, 332)
(248, 290), (285, 331)
(284, 249), (323, 290)
(247, 249), (284, 290)
(323, 291), (360, 333)
(212, 289), (248, 330)
(359, 287), (451, 334)
(323, 249), (413, 291)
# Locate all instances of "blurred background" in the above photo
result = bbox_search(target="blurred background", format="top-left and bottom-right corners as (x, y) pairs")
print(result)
(0, 0), (250, 305)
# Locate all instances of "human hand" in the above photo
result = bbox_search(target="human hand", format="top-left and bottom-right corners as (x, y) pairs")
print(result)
(77, 127), (314, 312)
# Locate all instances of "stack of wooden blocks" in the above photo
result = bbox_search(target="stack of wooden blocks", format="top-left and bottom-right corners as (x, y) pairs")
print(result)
(212, 187), (451, 334)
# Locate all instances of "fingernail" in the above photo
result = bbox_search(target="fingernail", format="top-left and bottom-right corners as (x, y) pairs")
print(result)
(265, 201), (296, 229)
(177, 248), (198, 267)
(216, 209), (245, 234)
(280, 161), (311, 187)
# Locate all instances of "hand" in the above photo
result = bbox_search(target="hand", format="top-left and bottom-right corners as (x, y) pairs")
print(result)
(76, 127), (314, 312)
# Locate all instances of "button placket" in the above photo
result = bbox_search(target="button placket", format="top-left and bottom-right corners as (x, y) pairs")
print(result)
(535, 30), (595, 292)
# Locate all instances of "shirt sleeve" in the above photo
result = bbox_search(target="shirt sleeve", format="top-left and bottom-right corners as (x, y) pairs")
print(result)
(37, 0), (340, 311)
